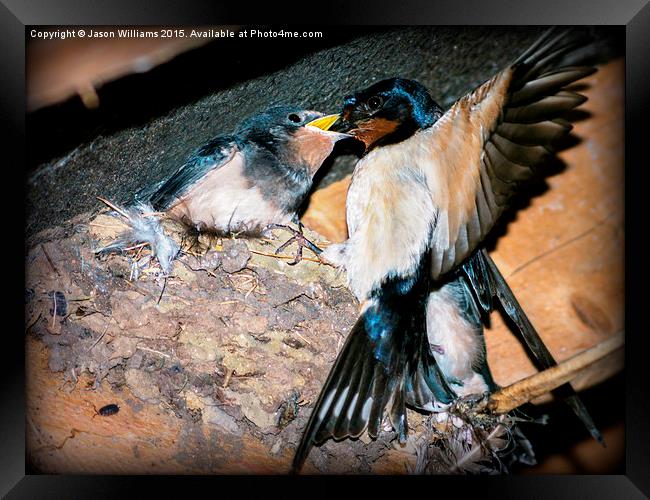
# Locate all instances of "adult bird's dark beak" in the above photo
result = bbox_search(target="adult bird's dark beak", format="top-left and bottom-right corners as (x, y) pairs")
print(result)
(329, 114), (356, 134)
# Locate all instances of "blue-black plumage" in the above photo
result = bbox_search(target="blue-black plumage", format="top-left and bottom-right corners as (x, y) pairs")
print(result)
(292, 256), (456, 470)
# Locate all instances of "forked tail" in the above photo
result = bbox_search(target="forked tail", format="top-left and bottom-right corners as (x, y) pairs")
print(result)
(292, 274), (456, 473)
(462, 249), (604, 445)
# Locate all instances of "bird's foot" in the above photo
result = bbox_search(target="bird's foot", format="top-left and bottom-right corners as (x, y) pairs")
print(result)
(266, 223), (323, 266)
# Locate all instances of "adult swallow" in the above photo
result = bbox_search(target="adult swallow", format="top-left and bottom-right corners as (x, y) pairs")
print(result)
(98, 106), (348, 271)
(293, 28), (602, 472)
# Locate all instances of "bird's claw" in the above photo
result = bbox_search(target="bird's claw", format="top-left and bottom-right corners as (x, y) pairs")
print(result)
(267, 223), (323, 265)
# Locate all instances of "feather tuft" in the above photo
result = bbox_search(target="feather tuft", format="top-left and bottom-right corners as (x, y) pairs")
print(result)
(95, 201), (180, 275)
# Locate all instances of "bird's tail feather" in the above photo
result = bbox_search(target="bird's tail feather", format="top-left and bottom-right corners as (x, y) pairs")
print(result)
(467, 249), (604, 445)
(95, 201), (180, 275)
(292, 278), (456, 473)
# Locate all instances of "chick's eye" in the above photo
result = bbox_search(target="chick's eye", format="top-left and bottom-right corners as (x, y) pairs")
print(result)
(287, 113), (302, 124)
(367, 96), (383, 111)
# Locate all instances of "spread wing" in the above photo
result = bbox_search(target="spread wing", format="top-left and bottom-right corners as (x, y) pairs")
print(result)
(139, 135), (238, 211)
(420, 29), (596, 279)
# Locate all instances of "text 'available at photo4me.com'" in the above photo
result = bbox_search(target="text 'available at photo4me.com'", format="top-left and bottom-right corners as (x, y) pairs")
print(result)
(29, 28), (325, 41)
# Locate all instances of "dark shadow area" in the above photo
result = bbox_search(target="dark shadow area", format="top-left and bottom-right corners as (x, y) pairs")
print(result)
(481, 153), (571, 254)
(511, 372), (625, 474)
(26, 26), (381, 171)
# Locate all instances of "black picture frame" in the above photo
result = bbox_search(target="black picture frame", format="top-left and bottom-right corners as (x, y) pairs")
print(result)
(3, 0), (648, 497)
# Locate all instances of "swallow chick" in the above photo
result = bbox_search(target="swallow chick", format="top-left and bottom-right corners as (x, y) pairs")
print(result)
(97, 107), (348, 271)
(425, 272), (495, 398)
(293, 28), (602, 472)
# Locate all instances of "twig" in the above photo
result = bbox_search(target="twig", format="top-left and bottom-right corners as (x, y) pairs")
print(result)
(89, 318), (112, 351)
(52, 292), (57, 329)
(122, 242), (148, 252)
(181, 248), (204, 258)
(176, 374), (189, 394)
(240, 302), (259, 312)
(134, 244), (145, 261)
(449, 423), (507, 473)
(96, 197), (129, 218)
(293, 331), (313, 347)
(248, 249), (323, 264)
(487, 331), (624, 414)
(136, 346), (171, 358)
(89, 222), (125, 229)
(245, 281), (258, 298)
(222, 368), (234, 388)
(157, 276), (168, 305)
(41, 244), (61, 276)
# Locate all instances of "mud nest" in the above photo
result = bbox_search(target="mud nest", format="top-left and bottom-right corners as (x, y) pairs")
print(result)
(25, 208), (531, 474)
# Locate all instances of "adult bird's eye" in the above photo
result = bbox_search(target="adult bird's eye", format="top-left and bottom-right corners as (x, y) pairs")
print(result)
(367, 96), (383, 111)
(287, 113), (302, 124)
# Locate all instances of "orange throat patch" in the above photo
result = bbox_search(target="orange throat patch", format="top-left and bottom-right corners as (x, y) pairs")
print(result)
(290, 127), (339, 176)
(352, 118), (399, 148)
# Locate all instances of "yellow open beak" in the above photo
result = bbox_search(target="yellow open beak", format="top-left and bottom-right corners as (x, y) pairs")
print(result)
(306, 114), (340, 131)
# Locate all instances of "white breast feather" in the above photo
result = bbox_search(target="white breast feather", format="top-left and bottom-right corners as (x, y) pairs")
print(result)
(170, 152), (291, 231)
(343, 142), (436, 300)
